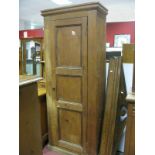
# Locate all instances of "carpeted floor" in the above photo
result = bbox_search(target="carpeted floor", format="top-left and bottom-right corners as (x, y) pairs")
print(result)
(43, 146), (62, 155)
(43, 145), (124, 155)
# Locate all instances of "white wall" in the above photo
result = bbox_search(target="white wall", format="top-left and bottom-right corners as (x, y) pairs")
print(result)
(106, 63), (133, 94)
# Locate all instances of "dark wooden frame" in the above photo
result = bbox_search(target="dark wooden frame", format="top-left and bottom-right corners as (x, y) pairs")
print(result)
(99, 57), (127, 155)
(124, 94), (135, 155)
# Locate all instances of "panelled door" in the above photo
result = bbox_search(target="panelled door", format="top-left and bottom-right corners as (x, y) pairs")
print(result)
(47, 17), (88, 154)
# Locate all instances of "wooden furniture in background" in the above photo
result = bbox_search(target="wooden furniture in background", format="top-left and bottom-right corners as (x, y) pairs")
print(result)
(122, 44), (135, 155)
(42, 2), (108, 155)
(20, 37), (48, 143)
(122, 43), (135, 92)
(99, 57), (127, 155)
(38, 80), (48, 147)
(106, 51), (121, 62)
(20, 38), (45, 77)
(124, 93), (135, 155)
(19, 47), (22, 74)
(19, 75), (42, 155)
(122, 44), (135, 63)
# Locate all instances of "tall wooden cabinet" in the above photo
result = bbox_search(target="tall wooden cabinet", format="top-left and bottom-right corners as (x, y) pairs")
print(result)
(42, 2), (108, 155)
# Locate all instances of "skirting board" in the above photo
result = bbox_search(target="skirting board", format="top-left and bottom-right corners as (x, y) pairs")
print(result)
(47, 144), (79, 155)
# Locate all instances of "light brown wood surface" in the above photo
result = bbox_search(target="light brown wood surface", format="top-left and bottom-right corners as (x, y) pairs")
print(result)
(42, 2), (108, 155)
(122, 44), (135, 63)
(19, 75), (42, 86)
(19, 79), (42, 155)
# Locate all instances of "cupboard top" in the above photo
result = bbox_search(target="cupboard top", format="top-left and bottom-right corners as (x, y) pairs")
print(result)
(41, 2), (108, 16)
(19, 75), (42, 87)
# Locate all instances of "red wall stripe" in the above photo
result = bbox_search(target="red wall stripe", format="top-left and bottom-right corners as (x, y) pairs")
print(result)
(19, 21), (135, 47)
(19, 29), (44, 39)
(106, 21), (135, 47)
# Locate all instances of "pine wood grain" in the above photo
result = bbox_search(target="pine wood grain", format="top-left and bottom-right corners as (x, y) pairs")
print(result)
(42, 2), (108, 155)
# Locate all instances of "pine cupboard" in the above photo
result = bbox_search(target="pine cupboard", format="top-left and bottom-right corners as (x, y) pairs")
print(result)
(41, 2), (108, 155)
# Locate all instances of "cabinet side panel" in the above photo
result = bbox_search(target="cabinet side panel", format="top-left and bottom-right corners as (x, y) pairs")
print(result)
(96, 12), (106, 152)
(87, 10), (98, 155)
(87, 10), (107, 155)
